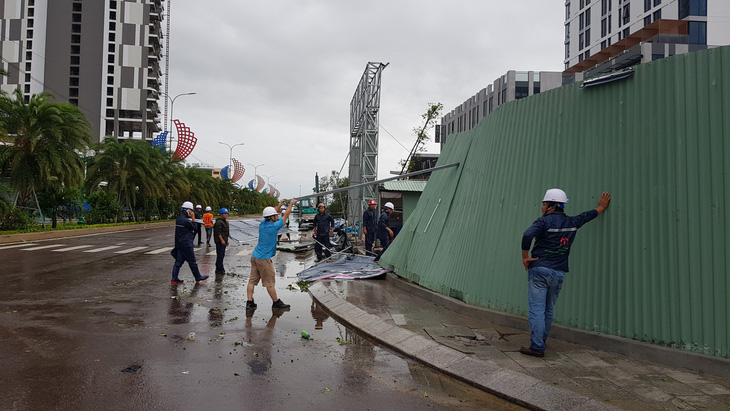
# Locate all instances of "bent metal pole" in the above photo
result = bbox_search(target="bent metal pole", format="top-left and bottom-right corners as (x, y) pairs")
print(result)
(292, 162), (460, 202)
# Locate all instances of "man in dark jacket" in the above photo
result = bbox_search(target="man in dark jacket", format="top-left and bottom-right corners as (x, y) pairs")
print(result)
(312, 203), (334, 262)
(520, 189), (611, 357)
(214, 207), (230, 275)
(374, 202), (394, 263)
(362, 199), (378, 255)
(171, 201), (209, 284)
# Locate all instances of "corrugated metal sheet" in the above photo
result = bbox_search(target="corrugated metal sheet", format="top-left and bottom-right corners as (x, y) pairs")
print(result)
(381, 180), (428, 192)
(380, 46), (730, 358)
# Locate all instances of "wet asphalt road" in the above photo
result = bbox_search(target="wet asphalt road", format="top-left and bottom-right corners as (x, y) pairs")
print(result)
(0, 219), (520, 410)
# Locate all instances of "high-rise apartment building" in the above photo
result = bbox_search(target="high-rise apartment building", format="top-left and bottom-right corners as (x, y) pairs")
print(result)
(564, 0), (730, 75)
(0, 0), (163, 142)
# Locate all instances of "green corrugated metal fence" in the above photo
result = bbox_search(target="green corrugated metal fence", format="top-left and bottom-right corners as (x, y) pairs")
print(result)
(380, 46), (730, 358)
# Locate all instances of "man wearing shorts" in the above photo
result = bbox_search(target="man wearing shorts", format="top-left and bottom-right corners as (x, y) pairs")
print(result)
(247, 199), (298, 310)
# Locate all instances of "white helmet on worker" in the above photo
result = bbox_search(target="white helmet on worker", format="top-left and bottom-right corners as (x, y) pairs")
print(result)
(205, 206), (212, 212)
(384, 202), (395, 210)
(262, 206), (278, 218)
(542, 188), (569, 203)
(181, 201), (194, 210)
(196, 204), (202, 209)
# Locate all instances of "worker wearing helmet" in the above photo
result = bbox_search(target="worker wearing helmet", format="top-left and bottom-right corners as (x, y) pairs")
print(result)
(213, 207), (230, 275)
(170, 201), (209, 284)
(194, 205), (203, 246)
(248, 198), (298, 310)
(374, 202), (395, 263)
(362, 199), (378, 255)
(203, 206), (214, 246)
(520, 189), (611, 358)
(312, 203), (335, 262)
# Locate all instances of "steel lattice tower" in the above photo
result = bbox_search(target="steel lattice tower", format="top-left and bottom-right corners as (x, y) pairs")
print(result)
(348, 62), (387, 226)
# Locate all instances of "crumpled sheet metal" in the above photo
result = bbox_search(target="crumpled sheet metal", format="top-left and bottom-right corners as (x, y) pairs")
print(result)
(297, 254), (388, 281)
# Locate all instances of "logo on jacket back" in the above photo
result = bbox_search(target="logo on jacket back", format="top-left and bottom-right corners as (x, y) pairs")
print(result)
(559, 237), (570, 246)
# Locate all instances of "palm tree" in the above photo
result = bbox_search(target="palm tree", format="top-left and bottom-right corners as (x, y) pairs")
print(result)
(0, 90), (91, 226)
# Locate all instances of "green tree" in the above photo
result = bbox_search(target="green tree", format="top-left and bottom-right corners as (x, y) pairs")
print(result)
(319, 170), (349, 215)
(399, 102), (443, 174)
(0, 90), (92, 226)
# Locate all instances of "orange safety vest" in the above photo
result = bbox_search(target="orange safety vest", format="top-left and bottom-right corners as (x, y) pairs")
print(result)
(203, 212), (214, 227)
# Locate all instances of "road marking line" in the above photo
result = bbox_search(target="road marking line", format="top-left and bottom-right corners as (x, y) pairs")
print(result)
(84, 246), (121, 253)
(236, 249), (252, 256)
(52, 245), (93, 252)
(0, 243), (37, 250)
(146, 247), (174, 255)
(114, 246), (148, 254)
(20, 244), (64, 251)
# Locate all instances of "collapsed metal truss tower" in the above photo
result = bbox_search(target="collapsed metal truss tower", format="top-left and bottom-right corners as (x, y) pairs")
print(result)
(348, 62), (387, 226)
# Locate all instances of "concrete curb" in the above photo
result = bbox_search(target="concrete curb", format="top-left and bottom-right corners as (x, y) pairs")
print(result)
(385, 273), (730, 379)
(309, 282), (619, 411)
(0, 221), (175, 245)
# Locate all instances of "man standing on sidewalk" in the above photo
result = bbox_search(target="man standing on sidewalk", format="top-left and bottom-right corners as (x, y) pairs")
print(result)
(203, 206), (214, 246)
(214, 208), (230, 275)
(194, 205), (204, 246)
(374, 202), (395, 263)
(247, 199), (297, 311)
(171, 201), (209, 284)
(362, 199), (378, 256)
(520, 189), (611, 357)
(312, 203), (334, 262)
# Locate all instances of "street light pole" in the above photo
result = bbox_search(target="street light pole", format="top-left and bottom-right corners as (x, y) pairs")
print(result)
(248, 163), (265, 179)
(162, 91), (196, 152)
(218, 141), (244, 180)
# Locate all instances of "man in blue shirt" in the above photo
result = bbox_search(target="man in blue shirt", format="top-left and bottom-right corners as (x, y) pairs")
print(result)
(312, 203), (334, 262)
(374, 202), (395, 263)
(520, 189), (611, 357)
(247, 199), (298, 310)
(171, 201), (209, 284)
(362, 199), (378, 255)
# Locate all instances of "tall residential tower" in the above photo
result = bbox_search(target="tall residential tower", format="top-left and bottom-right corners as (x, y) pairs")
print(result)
(0, 0), (164, 142)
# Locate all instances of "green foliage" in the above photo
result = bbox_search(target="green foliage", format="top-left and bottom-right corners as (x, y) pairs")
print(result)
(399, 102), (443, 174)
(37, 186), (81, 228)
(86, 190), (123, 224)
(0, 199), (34, 230)
(319, 170), (349, 214)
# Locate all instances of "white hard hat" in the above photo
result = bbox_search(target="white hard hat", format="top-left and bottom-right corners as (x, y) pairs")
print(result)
(262, 206), (278, 218)
(182, 201), (194, 210)
(196, 204), (202, 209)
(205, 206), (212, 212)
(542, 188), (569, 203)
(384, 202), (395, 210)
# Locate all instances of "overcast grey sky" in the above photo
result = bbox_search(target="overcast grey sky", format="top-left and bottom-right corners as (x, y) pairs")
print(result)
(167, 1), (564, 199)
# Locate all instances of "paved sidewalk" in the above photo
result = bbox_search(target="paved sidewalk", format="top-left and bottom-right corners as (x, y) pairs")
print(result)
(309, 274), (730, 411)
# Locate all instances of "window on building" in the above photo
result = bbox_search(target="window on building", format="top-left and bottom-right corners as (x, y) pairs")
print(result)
(109, 33), (115, 41)
(109, 22), (116, 31)
(26, 51), (32, 60)
(515, 81), (529, 99)
(107, 76), (114, 85)
(623, 27), (630, 37)
(26, 29), (33, 38)
(70, 67), (79, 75)
(69, 88), (78, 97)
(25, 62), (31, 71)
(27, 19), (33, 28)
(654, 0), (661, 5)
(688, 21), (707, 44)
(71, 45), (80, 54)
(565, 42), (570, 59)
(579, 54), (584, 62)
(585, 10), (591, 26)
(565, 23), (570, 41)
(26, 40), (32, 49)
(108, 55), (114, 63)
(107, 66), (114, 74)
(24, 73), (30, 82)
(579, 32), (584, 49)
(644, 15), (652, 26)
(654, 9), (661, 20)
(72, 24), (81, 33)
(70, 78), (79, 86)
(580, 0), (584, 9)
(608, 15), (612, 33)
(70, 99), (78, 106)
(488, 97), (493, 113)
(602, 0), (608, 15)
(601, 40), (607, 48)
(110, 1), (117, 10)
(580, 13), (584, 29)
(566, 2), (571, 20)
(107, 87), (114, 96)
(72, 13), (81, 23)
(585, 50), (590, 59)
(109, 44), (115, 53)
(28, 8), (34, 17)
(644, 0), (651, 12)
(622, 4), (630, 25)
(601, 18), (607, 36)
(107, 98), (113, 107)
(72, 3), (82, 12)
(24, 85), (31, 93)
(652, 53), (665, 60)
(29, 0), (34, 5)
(533, 82), (541, 94)
(71, 34), (80, 44)
(679, 0), (707, 19)
(110, 11), (116, 20)
(586, 28), (590, 43)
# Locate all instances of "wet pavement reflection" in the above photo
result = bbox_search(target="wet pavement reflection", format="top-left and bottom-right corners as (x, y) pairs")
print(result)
(0, 220), (521, 409)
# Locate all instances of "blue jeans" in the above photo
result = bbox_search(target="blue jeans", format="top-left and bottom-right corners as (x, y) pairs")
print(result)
(527, 266), (565, 352)
(215, 243), (226, 273)
(172, 247), (204, 281)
